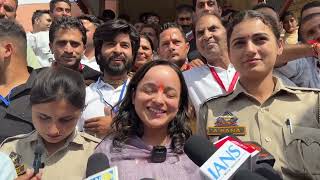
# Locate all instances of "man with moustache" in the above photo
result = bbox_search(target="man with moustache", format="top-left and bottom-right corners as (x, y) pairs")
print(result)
(183, 13), (237, 123)
(48, 16), (100, 83)
(193, 0), (221, 17)
(158, 22), (191, 71)
(78, 14), (101, 72)
(175, 4), (197, 53)
(78, 19), (139, 138)
(29, 0), (72, 67)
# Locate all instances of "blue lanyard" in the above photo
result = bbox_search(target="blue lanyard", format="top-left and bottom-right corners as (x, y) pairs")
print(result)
(96, 80), (127, 113)
(0, 90), (13, 107)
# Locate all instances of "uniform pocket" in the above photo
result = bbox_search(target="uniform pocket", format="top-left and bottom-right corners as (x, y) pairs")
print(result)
(282, 125), (320, 179)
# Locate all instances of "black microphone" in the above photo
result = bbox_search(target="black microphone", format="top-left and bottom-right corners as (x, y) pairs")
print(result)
(33, 144), (44, 174)
(184, 135), (217, 167)
(184, 135), (253, 179)
(232, 169), (268, 180)
(218, 134), (276, 167)
(253, 163), (283, 180)
(85, 153), (110, 178)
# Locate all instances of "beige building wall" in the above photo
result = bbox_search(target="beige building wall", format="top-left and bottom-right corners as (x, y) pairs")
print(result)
(16, 2), (83, 32)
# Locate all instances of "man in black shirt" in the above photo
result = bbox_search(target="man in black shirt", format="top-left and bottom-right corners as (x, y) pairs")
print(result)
(48, 16), (100, 84)
(0, 19), (36, 143)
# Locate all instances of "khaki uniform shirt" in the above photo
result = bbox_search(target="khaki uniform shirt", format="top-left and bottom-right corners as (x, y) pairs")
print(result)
(199, 77), (320, 180)
(0, 130), (100, 180)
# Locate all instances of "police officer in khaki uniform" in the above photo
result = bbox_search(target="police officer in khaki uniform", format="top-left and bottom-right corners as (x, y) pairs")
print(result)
(0, 67), (100, 180)
(198, 11), (320, 180)
(0, 130), (99, 180)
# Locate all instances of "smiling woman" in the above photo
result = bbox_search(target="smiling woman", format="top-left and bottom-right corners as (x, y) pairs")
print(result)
(199, 10), (320, 180)
(0, 66), (100, 179)
(94, 60), (202, 180)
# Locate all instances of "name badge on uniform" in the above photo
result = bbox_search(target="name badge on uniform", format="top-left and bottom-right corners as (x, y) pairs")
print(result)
(9, 152), (26, 175)
(207, 111), (246, 136)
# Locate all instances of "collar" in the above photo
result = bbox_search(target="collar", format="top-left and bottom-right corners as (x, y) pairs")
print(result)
(181, 62), (192, 71)
(9, 70), (38, 99)
(94, 76), (129, 90)
(227, 76), (300, 102)
(24, 130), (85, 146)
(207, 63), (234, 72)
(82, 55), (96, 62)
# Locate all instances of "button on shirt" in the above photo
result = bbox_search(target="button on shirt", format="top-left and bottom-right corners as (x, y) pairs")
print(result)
(183, 64), (238, 117)
(78, 78), (129, 131)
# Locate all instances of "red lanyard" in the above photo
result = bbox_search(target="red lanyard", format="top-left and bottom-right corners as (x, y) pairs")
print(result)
(209, 66), (239, 93)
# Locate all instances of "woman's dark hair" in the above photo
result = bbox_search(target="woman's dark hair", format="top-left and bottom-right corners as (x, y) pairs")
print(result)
(227, 10), (280, 48)
(280, 11), (295, 22)
(30, 66), (86, 110)
(140, 34), (154, 51)
(112, 60), (192, 154)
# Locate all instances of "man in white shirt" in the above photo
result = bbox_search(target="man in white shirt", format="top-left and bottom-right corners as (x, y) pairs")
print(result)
(28, 0), (72, 67)
(78, 19), (140, 137)
(78, 14), (101, 72)
(183, 13), (237, 118)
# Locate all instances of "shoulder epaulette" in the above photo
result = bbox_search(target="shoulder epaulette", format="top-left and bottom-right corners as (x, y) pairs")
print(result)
(286, 86), (320, 92)
(0, 131), (35, 147)
(79, 132), (101, 143)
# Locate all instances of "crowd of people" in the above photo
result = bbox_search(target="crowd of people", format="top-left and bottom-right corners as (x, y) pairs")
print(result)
(0, 0), (320, 179)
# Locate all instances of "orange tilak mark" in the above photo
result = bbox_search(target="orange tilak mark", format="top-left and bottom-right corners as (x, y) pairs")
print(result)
(158, 83), (164, 93)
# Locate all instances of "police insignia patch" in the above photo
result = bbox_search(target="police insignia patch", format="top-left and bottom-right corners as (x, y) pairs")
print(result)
(207, 111), (246, 136)
(9, 152), (25, 175)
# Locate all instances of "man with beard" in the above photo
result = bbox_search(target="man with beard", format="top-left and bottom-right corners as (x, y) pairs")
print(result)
(48, 16), (100, 83)
(78, 19), (139, 138)
(175, 4), (196, 53)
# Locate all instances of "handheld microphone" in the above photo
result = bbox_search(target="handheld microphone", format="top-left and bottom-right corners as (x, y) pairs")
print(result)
(231, 169), (268, 180)
(184, 135), (251, 180)
(253, 163), (282, 180)
(33, 144), (44, 175)
(217, 134), (282, 180)
(218, 134), (275, 167)
(85, 153), (118, 180)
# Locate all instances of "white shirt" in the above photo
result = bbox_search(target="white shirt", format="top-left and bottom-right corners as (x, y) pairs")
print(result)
(27, 31), (54, 67)
(183, 64), (238, 117)
(78, 77), (130, 131)
(81, 55), (101, 72)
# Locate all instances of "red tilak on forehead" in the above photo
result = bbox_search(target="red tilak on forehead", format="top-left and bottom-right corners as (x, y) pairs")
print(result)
(158, 83), (164, 92)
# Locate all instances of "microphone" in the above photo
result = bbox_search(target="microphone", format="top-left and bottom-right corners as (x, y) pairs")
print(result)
(184, 135), (251, 180)
(218, 134), (275, 167)
(33, 144), (44, 175)
(85, 153), (119, 180)
(231, 169), (268, 180)
(253, 163), (282, 180)
(217, 134), (282, 180)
